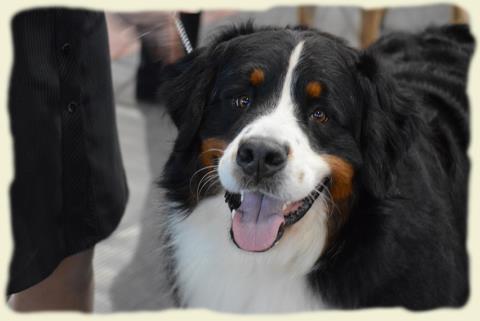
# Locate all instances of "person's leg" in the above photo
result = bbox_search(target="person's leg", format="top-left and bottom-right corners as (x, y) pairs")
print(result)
(8, 248), (94, 312)
(7, 8), (127, 311)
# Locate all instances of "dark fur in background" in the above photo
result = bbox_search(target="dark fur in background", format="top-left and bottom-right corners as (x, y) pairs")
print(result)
(159, 23), (474, 310)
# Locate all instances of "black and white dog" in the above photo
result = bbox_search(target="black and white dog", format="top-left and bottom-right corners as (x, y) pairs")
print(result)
(158, 23), (474, 312)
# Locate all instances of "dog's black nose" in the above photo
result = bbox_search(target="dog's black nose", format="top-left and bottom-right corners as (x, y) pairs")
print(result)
(236, 138), (288, 179)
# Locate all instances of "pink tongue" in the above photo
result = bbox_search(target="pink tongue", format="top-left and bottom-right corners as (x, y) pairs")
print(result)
(232, 191), (285, 252)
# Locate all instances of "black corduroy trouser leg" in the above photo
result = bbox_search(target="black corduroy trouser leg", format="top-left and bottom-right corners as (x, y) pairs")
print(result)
(7, 7), (129, 296)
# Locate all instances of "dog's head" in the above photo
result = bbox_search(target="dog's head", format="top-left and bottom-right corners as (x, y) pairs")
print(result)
(160, 24), (419, 259)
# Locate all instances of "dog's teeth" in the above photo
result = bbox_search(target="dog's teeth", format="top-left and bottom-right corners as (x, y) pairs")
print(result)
(282, 203), (287, 211)
(231, 209), (236, 219)
(240, 191), (244, 202)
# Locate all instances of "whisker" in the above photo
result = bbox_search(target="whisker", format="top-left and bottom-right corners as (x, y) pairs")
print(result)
(134, 20), (173, 40)
(317, 182), (339, 217)
(196, 169), (215, 186)
(198, 148), (225, 156)
(190, 165), (218, 179)
(197, 173), (219, 200)
(195, 170), (215, 200)
(189, 165), (218, 193)
(203, 174), (220, 196)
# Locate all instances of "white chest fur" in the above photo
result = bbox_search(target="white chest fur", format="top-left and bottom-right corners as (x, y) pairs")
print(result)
(168, 194), (328, 313)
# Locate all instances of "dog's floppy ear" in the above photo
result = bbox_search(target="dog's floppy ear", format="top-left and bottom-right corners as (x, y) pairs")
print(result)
(356, 52), (422, 198)
(159, 47), (215, 152)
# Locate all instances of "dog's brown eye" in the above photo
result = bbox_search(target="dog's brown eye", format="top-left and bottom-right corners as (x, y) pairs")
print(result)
(311, 110), (328, 123)
(233, 96), (251, 109)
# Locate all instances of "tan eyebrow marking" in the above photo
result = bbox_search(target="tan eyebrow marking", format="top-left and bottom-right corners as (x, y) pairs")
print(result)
(306, 81), (323, 98)
(249, 68), (265, 86)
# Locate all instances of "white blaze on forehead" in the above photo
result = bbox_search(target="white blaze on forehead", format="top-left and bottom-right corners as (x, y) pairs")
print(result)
(238, 40), (305, 140)
(236, 40), (305, 143)
(277, 41), (304, 115)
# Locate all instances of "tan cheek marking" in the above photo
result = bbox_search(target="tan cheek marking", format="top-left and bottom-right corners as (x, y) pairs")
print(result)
(200, 138), (227, 167)
(322, 155), (354, 254)
(306, 81), (323, 98)
(323, 155), (354, 202)
(249, 68), (265, 87)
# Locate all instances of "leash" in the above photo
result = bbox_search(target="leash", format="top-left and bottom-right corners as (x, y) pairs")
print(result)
(172, 12), (193, 54)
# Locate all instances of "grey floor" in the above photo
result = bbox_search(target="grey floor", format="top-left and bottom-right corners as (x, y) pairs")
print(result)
(92, 5), (452, 313)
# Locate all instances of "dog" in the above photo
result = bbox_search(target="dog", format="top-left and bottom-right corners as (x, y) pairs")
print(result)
(158, 23), (474, 312)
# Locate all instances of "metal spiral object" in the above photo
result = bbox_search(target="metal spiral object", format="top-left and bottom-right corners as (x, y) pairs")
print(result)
(173, 13), (193, 54)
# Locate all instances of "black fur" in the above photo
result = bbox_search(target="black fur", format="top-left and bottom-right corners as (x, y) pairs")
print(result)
(159, 23), (474, 310)
(312, 24), (473, 309)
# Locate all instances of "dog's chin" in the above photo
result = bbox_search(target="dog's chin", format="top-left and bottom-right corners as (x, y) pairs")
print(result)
(224, 178), (330, 253)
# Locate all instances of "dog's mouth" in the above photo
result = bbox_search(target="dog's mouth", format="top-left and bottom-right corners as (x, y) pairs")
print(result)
(224, 178), (330, 252)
